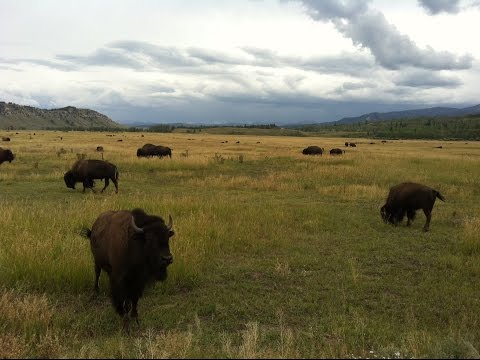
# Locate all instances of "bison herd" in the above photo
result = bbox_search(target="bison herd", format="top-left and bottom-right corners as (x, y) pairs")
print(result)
(302, 145), (346, 156)
(1, 136), (448, 330)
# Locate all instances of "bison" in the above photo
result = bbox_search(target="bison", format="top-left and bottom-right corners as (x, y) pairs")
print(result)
(96, 146), (104, 152)
(2, 137), (11, 141)
(0, 148), (15, 165)
(380, 182), (445, 232)
(136, 144), (172, 158)
(330, 148), (344, 155)
(302, 146), (324, 156)
(64, 159), (119, 193)
(82, 208), (175, 329)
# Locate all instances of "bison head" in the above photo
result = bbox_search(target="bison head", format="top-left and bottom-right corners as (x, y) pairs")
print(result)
(5, 149), (14, 162)
(64, 171), (76, 189)
(380, 204), (401, 224)
(136, 148), (143, 157)
(380, 205), (389, 224)
(131, 210), (175, 281)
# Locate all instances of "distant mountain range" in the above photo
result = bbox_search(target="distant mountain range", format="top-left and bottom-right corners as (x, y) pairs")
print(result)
(334, 104), (480, 124)
(0, 102), (122, 130)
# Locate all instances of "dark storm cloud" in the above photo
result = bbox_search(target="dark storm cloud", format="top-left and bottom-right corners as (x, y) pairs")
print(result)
(298, 0), (371, 21)
(57, 47), (148, 69)
(333, 81), (377, 95)
(418, 0), (461, 14)
(0, 39), (379, 77)
(334, 11), (473, 70)
(290, 53), (375, 76)
(394, 70), (463, 88)
(297, 0), (473, 71)
(242, 47), (376, 75)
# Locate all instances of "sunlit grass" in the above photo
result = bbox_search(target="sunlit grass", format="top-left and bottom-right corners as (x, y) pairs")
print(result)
(1, 130), (480, 357)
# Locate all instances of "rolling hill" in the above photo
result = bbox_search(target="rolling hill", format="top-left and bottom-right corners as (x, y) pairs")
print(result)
(335, 104), (480, 124)
(0, 102), (123, 130)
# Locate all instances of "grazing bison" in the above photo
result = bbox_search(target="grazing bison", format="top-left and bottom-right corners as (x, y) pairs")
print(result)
(0, 148), (15, 165)
(136, 144), (172, 158)
(380, 182), (445, 232)
(82, 208), (175, 329)
(330, 148), (344, 155)
(302, 146), (324, 156)
(2, 137), (10, 141)
(64, 159), (119, 193)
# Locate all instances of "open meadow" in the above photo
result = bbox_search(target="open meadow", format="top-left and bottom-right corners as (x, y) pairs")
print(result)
(1, 130), (480, 358)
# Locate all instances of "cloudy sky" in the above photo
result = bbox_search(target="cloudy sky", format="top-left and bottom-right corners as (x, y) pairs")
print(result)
(1, 0), (479, 125)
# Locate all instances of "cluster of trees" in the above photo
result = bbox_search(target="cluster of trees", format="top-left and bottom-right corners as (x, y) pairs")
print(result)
(294, 115), (480, 140)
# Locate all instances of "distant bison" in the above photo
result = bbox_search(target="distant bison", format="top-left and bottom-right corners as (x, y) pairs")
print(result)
(64, 159), (119, 193)
(0, 148), (15, 165)
(302, 146), (324, 156)
(329, 148), (344, 155)
(96, 146), (104, 152)
(82, 208), (175, 329)
(136, 144), (172, 158)
(381, 182), (445, 232)
(2, 137), (10, 142)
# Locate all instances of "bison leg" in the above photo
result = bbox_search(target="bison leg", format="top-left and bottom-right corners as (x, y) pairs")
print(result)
(112, 177), (119, 194)
(423, 208), (432, 232)
(94, 264), (101, 294)
(406, 209), (416, 226)
(101, 178), (109, 193)
(130, 297), (140, 325)
(83, 179), (96, 193)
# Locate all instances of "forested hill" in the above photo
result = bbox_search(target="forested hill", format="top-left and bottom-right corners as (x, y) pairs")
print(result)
(292, 115), (480, 140)
(0, 102), (122, 130)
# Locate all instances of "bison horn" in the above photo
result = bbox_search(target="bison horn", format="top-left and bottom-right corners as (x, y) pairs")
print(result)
(131, 216), (144, 234)
(167, 215), (173, 230)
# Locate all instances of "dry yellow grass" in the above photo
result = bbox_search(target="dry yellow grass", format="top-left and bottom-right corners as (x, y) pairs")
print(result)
(1, 130), (480, 358)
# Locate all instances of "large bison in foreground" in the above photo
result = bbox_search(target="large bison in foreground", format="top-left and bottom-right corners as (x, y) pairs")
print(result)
(0, 148), (15, 165)
(137, 143), (172, 158)
(302, 146), (324, 156)
(381, 182), (445, 232)
(82, 208), (175, 329)
(64, 159), (119, 193)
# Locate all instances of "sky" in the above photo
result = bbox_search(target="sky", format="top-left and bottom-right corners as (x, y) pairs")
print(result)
(1, 0), (479, 125)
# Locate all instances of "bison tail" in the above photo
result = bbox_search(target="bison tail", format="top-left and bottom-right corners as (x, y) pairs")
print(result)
(80, 227), (92, 239)
(434, 190), (445, 202)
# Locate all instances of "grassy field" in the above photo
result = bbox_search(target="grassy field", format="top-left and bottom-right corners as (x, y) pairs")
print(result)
(1, 131), (480, 358)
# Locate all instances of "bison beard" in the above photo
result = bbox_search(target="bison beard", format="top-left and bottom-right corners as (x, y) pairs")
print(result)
(381, 182), (445, 231)
(83, 209), (174, 330)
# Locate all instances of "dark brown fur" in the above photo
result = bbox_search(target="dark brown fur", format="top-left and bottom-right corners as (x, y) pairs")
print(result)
(64, 159), (118, 193)
(381, 182), (445, 231)
(83, 209), (174, 329)
(330, 148), (344, 155)
(302, 146), (324, 155)
(137, 144), (172, 158)
(0, 148), (15, 165)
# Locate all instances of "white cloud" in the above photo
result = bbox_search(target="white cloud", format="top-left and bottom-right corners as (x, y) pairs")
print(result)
(0, 0), (478, 124)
